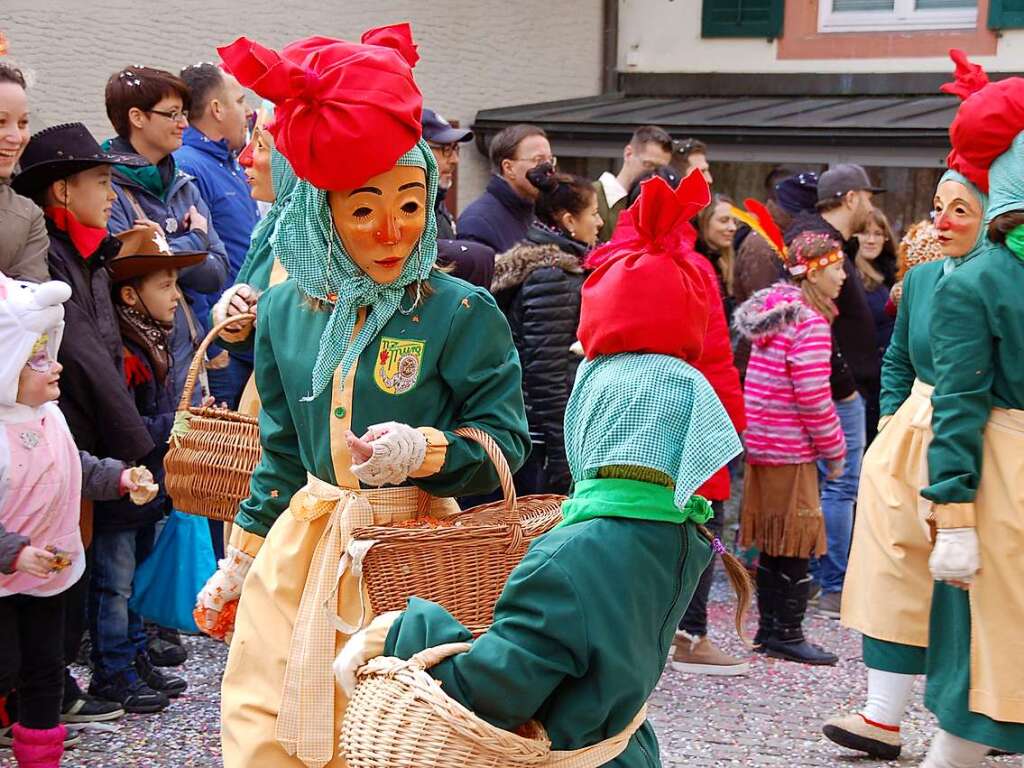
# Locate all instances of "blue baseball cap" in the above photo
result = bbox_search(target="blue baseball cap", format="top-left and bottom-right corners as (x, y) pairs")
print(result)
(421, 108), (473, 144)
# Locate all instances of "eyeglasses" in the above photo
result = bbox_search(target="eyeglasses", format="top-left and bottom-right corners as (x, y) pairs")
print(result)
(428, 142), (461, 159)
(515, 155), (557, 167)
(147, 108), (189, 123)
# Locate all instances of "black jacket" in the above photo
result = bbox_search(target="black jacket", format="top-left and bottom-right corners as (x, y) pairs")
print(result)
(784, 212), (880, 400)
(457, 176), (535, 253)
(46, 224), (154, 462)
(94, 337), (175, 532)
(435, 187), (457, 241)
(491, 226), (586, 494)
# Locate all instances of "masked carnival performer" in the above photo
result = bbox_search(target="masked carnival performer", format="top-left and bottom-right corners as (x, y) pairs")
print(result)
(193, 26), (529, 768)
(917, 51), (1024, 768)
(824, 160), (988, 758)
(335, 172), (751, 768)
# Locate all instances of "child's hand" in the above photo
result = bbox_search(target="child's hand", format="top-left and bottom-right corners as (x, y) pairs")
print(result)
(184, 205), (208, 235)
(826, 458), (846, 481)
(124, 466), (158, 505)
(14, 546), (57, 579)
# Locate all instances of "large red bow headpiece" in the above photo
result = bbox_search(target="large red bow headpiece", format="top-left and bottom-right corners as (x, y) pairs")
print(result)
(219, 25), (423, 191)
(577, 170), (711, 363)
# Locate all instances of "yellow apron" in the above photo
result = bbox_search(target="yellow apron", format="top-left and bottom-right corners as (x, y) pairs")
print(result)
(841, 380), (934, 648)
(967, 406), (1024, 722)
(220, 362), (459, 768)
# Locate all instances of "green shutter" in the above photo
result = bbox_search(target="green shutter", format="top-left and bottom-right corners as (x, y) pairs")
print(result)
(702, 0), (785, 38)
(989, 0), (1024, 28)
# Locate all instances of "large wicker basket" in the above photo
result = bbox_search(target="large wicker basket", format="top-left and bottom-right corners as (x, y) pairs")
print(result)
(351, 427), (564, 635)
(164, 314), (260, 522)
(341, 642), (644, 768)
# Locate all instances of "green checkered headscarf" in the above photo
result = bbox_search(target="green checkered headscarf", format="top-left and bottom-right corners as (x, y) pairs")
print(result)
(272, 139), (439, 402)
(564, 352), (741, 511)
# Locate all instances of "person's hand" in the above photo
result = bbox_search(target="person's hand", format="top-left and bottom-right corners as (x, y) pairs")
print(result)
(347, 423), (427, 487)
(333, 611), (402, 696)
(120, 467), (139, 496)
(132, 218), (163, 234)
(124, 466), (158, 505)
(930, 528), (980, 587)
(14, 546), (57, 579)
(826, 458), (845, 481)
(184, 205), (208, 235)
(194, 545), (254, 642)
(223, 285), (260, 332)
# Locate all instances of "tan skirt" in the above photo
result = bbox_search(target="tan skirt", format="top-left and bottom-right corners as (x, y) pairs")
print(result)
(740, 462), (826, 558)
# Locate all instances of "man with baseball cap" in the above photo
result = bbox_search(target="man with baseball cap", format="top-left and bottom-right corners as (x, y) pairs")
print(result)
(784, 162), (882, 621)
(421, 107), (495, 288)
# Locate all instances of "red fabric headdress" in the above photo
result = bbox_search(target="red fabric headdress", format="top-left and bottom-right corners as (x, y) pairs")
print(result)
(218, 25), (423, 191)
(942, 48), (1024, 192)
(577, 171), (712, 363)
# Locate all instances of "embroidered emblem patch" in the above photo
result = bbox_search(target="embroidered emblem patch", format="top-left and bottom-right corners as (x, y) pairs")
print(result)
(19, 431), (40, 450)
(374, 337), (424, 395)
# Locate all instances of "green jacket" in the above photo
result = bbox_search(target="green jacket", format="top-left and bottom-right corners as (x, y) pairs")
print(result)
(594, 179), (628, 244)
(385, 513), (713, 768)
(234, 271), (531, 536)
(879, 260), (944, 416)
(924, 244), (1024, 504)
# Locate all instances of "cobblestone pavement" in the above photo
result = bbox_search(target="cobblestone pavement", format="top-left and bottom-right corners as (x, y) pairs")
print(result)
(1, 584), (1014, 768)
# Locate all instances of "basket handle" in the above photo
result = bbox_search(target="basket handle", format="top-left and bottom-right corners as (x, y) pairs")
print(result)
(177, 312), (256, 411)
(408, 641), (472, 671)
(453, 427), (519, 521)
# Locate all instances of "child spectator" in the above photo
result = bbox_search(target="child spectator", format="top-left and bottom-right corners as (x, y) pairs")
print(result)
(734, 231), (847, 666)
(86, 227), (204, 714)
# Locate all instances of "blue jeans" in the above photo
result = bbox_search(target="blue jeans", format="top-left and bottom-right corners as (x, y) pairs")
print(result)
(206, 353), (253, 411)
(812, 393), (866, 595)
(88, 525), (155, 679)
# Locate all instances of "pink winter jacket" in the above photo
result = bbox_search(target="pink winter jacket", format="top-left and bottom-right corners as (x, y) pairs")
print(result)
(734, 283), (845, 466)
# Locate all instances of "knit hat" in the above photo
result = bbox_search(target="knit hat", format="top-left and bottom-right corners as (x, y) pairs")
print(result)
(774, 172), (818, 215)
(942, 49), (1024, 193)
(218, 25), (423, 191)
(897, 220), (945, 279)
(577, 170), (711, 362)
(0, 272), (71, 407)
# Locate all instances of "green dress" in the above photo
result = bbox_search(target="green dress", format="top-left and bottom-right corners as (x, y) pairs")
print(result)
(923, 243), (1024, 750)
(861, 259), (945, 674)
(234, 270), (531, 537)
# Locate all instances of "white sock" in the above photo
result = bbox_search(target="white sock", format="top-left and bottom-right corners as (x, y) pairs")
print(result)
(861, 668), (916, 727)
(921, 729), (990, 768)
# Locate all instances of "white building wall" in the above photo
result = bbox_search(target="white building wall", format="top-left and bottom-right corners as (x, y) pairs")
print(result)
(1, 0), (604, 207)
(618, 0), (1024, 73)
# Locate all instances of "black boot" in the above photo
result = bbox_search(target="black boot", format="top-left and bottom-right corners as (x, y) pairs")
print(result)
(765, 560), (838, 666)
(146, 622), (188, 667)
(753, 563), (778, 652)
(134, 652), (187, 698)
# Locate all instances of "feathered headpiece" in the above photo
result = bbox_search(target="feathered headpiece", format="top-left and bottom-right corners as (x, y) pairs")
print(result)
(730, 198), (787, 261)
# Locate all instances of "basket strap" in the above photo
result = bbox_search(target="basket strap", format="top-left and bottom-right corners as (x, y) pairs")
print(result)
(178, 313), (256, 411)
(408, 642), (473, 671)
(544, 705), (648, 768)
(453, 427), (523, 552)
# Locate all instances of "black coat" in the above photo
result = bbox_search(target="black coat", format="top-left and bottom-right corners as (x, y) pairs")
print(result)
(457, 176), (535, 254)
(784, 212), (880, 401)
(94, 337), (175, 532)
(46, 224), (154, 462)
(491, 227), (586, 494)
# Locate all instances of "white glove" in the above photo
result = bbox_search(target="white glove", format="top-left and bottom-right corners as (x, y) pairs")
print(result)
(929, 528), (981, 584)
(351, 422), (427, 488)
(195, 545), (255, 641)
(333, 611), (402, 696)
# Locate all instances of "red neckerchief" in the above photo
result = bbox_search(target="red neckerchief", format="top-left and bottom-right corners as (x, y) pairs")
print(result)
(45, 206), (108, 260)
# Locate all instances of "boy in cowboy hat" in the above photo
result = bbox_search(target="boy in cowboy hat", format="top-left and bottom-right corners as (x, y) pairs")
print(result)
(82, 226), (205, 715)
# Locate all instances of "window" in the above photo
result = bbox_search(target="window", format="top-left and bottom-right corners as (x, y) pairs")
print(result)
(989, 0), (1024, 29)
(702, 0), (785, 38)
(818, 0), (978, 32)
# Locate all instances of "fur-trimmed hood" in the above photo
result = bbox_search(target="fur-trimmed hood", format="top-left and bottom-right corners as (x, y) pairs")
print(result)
(490, 242), (584, 294)
(732, 282), (813, 343)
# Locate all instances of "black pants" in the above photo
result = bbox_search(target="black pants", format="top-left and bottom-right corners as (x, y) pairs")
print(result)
(0, 591), (66, 729)
(678, 501), (724, 636)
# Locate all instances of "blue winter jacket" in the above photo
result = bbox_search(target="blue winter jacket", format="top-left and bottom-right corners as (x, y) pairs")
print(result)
(457, 175), (536, 254)
(174, 127), (258, 282)
(107, 146), (229, 401)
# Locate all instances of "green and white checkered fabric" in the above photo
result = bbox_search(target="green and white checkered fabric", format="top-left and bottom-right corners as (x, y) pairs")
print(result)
(564, 352), (741, 510)
(271, 139), (439, 402)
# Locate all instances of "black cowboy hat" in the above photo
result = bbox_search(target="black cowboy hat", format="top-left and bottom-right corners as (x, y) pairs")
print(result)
(12, 122), (147, 198)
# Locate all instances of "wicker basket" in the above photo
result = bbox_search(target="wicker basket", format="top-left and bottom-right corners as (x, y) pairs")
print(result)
(351, 427), (564, 635)
(342, 642), (645, 768)
(164, 314), (261, 522)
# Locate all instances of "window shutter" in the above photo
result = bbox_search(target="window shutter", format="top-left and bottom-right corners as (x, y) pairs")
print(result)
(701, 0), (785, 38)
(989, 0), (1024, 28)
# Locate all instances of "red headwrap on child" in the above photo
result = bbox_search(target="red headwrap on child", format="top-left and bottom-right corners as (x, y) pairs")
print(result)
(942, 48), (1024, 193)
(218, 25), (422, 191)
(577, 170), (711, 362)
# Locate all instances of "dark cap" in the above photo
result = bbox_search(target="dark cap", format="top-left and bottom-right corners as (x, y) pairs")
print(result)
(774, 172), (819, 215)
(421, 108), (473, 145)
(12, 122), (146, 198)
(817, 163), (884, 202)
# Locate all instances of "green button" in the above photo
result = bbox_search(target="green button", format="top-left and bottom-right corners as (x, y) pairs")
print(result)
(334, 407), (346, 419)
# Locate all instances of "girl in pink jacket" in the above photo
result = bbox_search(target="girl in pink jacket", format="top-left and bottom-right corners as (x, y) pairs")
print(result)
(734, 231), (847, 667)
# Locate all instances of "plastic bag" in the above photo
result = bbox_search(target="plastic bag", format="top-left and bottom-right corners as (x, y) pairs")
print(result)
(130, 510), (217, 633)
